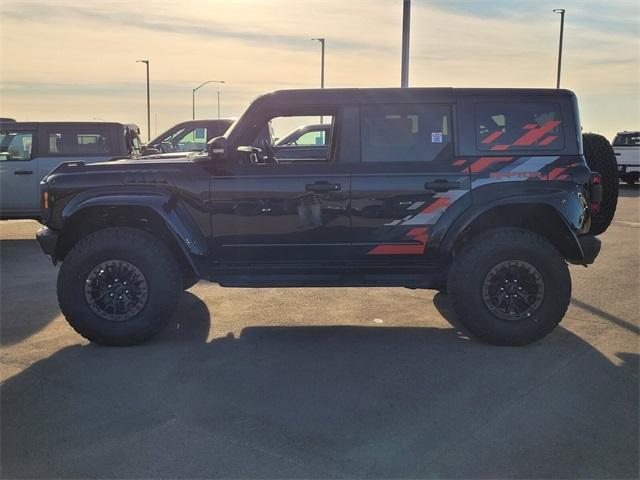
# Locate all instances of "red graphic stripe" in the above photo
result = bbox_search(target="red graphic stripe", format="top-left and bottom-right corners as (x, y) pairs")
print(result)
(490, 144), (510, 151)
(421, 197), (450, 213)
(368, 227), (429, 255)
(547, 167), (566, 180)
(481, 131), (504, 144)
(512, 121), (561, 146)
(469, 156), (514, 173)
(453, 159), (466, 166)
(523, 123), (537, 130)
(538, 135), (558, 146)
(369, 244), (425, 255)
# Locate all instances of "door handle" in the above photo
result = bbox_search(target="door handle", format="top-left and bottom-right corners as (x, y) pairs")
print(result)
(424, 179), (460, 192)
(14, 170), (33, 175)
(305, 182), (341, 193)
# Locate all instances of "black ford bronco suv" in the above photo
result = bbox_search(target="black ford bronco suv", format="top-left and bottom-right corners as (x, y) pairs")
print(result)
(36, 88), (618, 346)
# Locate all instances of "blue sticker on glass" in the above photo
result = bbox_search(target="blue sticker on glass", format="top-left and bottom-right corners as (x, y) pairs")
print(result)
(431, 132), (443, 143)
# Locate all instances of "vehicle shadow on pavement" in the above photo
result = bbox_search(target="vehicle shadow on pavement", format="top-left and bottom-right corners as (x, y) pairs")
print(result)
(619, 183), (640, 198)
(2, 292), (638, 479)
(0, 239), (60, 345)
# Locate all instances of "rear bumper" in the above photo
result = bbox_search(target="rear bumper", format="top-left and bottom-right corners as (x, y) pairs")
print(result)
(36, 227), (58, 263)
(576, 234), (601, 265)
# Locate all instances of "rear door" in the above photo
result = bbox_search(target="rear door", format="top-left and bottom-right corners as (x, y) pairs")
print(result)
(0, 127), (37, 215)
(36, 125), (117, 182)
(350, 102), (470, 261)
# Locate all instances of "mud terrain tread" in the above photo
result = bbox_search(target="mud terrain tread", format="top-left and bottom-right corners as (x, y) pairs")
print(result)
(57, 227), (181, 346)
(583, 133), (619, 235)
(448, 228), (571, 346)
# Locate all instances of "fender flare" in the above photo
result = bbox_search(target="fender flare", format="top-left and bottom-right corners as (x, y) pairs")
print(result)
(438, 187), (588, 263)
(61, 188), (208, 269)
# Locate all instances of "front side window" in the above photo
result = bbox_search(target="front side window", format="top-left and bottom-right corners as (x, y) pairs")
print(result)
(361, 104), (452, 162)
(0, 131), (33, 161)
(46, 129), (111, 155)
(476, 102), (564, 151)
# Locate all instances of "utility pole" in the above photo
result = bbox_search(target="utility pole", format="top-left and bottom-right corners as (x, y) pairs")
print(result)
(136, 59), (150, 141)
(401, 0), (411, 88)
(553, 9), (565, 89)
(192, 80), (225, 120)
(311, 38), (325, 123)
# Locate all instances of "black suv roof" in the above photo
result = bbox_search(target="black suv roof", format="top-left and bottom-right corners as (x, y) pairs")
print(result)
(251, 87), (576, 108)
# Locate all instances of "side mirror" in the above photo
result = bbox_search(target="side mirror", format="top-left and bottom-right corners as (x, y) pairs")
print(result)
(207, 136), (227, 162)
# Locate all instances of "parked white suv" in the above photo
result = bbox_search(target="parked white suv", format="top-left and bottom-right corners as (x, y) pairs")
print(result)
(612, 131), (640, 184)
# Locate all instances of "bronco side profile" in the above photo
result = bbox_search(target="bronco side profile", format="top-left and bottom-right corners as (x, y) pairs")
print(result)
(36, 88), (617, 346)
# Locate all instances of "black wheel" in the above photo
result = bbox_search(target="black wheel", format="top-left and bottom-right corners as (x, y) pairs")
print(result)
(57, 227), (182, 346)
(448, 228), (571, 346)
(582, 133), (619, 235)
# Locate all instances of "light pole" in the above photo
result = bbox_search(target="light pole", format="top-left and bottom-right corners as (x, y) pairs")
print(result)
(192, 80), (225, 120)
(311, 37), (325, 122)
(401, 0), (411, 88)
(136, 59), (150, 141)
(553, 9), (565, 89)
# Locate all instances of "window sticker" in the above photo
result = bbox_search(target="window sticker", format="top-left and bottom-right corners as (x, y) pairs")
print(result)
(431, 132), (443, 143)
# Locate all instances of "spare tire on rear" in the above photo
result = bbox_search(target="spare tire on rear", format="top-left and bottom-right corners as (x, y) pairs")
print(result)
(582, 133), (618, 235)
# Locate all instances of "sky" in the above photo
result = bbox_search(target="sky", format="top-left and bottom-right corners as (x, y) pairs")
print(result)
(1, 0), (638, 140)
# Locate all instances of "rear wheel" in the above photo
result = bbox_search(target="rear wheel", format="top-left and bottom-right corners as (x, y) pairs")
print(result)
(448, 228), (571, 346)
(582, 133), (619, 235)
(57, 227), (182, 346)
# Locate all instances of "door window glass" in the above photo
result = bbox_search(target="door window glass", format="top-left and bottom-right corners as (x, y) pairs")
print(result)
(0, 131), (33, 161)
(476, 102), (564, 151)
(360, 105), (452, 162)
(46, 128), (111, 155)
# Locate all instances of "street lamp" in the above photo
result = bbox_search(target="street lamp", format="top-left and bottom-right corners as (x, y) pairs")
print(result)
(136, 59), (150, 141)
(311, 37), (325, 122)
(553, 9), (566, 89)
(192, 80), (225, 120)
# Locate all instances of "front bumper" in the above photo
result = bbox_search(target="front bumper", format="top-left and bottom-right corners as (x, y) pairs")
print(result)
(36, 227), (58, 263)
(577, 234), (601, 265)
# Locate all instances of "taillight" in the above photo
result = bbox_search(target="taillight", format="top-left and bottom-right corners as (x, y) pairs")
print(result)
(589, 173), (602, 213)
(42, 190), (49, 209)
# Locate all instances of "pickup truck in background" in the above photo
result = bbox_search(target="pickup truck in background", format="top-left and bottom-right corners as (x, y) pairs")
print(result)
(142, 118), (235, 155)
(0, 120), (141, 219)
(612, 131), (640, 185)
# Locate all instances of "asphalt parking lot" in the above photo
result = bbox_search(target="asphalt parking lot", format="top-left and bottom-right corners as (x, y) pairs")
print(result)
(1, 186), (638, 479)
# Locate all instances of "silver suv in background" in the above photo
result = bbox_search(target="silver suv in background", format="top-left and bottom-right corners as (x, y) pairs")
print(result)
(0, 121), (141, 219)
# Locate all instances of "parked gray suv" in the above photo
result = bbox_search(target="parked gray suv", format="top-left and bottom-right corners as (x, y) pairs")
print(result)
(0, 121), (140, 219)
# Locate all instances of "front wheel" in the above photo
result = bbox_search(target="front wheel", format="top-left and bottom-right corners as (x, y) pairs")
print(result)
(57, 227), (182, 346)
(447, 228), (571, 346)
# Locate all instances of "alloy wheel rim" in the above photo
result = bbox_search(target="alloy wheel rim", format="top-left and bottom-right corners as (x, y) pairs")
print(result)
(84, 260), (148, 322)
(481, 260), (544, 321)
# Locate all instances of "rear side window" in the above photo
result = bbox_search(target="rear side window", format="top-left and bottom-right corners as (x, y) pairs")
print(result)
(476, 102), (564, 151)
(361, 104), (452, 162)
(46, 128), (112, 155)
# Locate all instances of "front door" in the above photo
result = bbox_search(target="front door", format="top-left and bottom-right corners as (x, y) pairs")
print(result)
(210, 114), (350, 264)
(0, 128), (37, 216)
(350, 103), (471, 261)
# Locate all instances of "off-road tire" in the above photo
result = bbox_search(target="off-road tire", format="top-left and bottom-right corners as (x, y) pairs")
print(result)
(57, 227), (182, 346)
(583, 133), (618, 235)
(448, 228), (571, 346)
